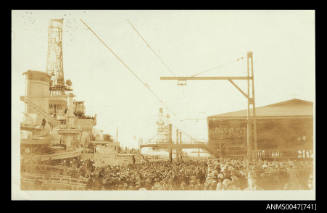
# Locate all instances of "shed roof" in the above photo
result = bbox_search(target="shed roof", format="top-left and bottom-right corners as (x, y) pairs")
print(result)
(208, 99), (313, 119)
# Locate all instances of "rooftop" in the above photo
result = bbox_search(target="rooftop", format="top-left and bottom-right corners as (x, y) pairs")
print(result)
(208, 99), (313, 119)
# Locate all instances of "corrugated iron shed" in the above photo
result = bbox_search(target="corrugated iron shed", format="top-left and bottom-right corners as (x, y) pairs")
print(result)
(208, 99), (313, 119)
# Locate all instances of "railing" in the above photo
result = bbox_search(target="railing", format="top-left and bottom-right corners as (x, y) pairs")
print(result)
(21, 172), (88, 189)
(26, 164), (79, 173)
(23, 149), (83, 161)
(254, 150), (313, 160)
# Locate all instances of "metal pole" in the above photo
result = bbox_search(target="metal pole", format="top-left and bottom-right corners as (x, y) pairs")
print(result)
(179, 132), (182, 144)
(160, 76), (251, 80)
(176, 129), (179, 161)
(250, 53), (257, 155)
(168, 124), (173, 162)
(246, 51), (251, 190)
(247, 52), (252, 162)
(247, 51), (256, 190)
(179, 131), (182, 160)
(158, 52), (256, 162)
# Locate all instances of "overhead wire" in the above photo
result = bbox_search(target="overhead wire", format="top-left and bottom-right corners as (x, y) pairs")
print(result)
(80, 19), (208, 144)
(191, 56), (245, 77)
(127, 19), (176, 76)
(126, 21), (208, 140)
(126, 19), (244, 143)
(80, 19), (173, 116)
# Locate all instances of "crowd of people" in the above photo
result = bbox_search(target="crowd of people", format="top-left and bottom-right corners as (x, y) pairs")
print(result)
(22, 156), (313, 191)
(82, 160), (208, 190)
(205, 159), (248, 190)
(205, 158), (313, 190)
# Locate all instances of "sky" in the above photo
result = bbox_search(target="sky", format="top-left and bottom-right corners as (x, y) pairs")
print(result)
(12, 10), (315, 148)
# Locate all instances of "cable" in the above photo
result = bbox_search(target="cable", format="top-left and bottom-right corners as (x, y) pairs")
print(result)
(127, 20), (176, 76)
(126, 20), (237, 143)
(191, 56), (245, 77)
(81, 19), (203, 144)
(80, 19), (173, 116)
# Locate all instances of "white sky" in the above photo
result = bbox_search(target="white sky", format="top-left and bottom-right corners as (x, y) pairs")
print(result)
(12, 10), (315, 148)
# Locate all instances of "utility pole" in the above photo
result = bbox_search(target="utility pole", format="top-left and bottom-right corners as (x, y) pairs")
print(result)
(179, 131), (182, 160)
(250, 52), (258, 157)
(176, 129), (179, 161)
(246, 52), (257, 161)
(168, 124), (173, 162)
(160, 51), (257, 162)
(179, 131), (182, 145)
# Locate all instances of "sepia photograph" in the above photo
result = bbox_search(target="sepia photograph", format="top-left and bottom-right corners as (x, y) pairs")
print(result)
(11, 10), (315, 200)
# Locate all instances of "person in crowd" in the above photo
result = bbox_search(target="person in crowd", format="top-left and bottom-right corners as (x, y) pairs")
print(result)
(21, 155), (313, 190)
(41, 118), (46, 129)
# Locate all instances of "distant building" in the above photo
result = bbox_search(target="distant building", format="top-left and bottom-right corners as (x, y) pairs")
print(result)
(207, 99), (313, 159)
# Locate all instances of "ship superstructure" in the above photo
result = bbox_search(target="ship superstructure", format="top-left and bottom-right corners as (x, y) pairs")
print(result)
(155, 108), (170, 144)
(20, 19), (96, 160)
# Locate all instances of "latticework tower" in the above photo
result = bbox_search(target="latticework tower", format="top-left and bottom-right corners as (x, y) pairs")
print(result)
(46, 18), (69, 95)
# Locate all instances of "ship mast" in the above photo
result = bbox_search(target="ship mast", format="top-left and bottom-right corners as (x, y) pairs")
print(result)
(46, 18), (72, 96)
